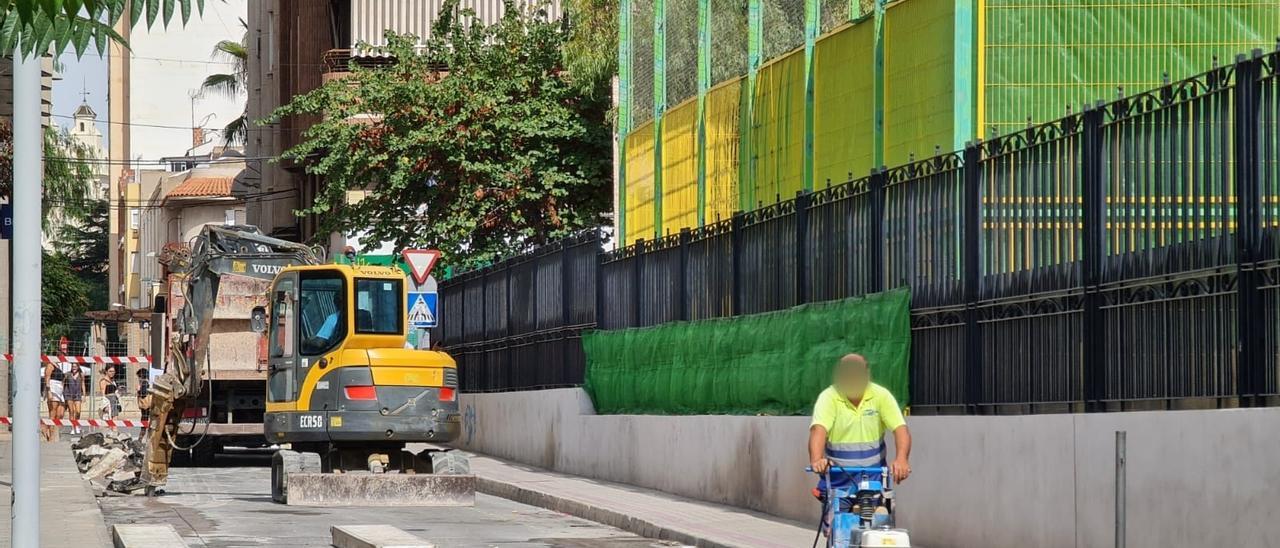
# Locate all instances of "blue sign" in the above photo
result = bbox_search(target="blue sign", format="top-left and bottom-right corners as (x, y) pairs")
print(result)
(1, 204), (10, 240)
(406, 291), (438, 329)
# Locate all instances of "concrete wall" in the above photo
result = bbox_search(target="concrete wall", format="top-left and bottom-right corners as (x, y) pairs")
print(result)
(459, 388), (1280, 548)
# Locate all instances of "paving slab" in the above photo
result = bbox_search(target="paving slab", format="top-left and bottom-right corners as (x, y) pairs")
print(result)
(112, 524), (188, 548)
(466, 454), (816, 548)
(331, 524), (434, 548)
(0, 439), (114, 548)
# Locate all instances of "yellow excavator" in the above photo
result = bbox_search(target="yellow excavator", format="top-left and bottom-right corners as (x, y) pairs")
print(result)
(142, 225), (471, 505)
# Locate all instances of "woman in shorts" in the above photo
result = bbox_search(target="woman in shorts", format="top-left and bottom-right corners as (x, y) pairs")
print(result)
(64, 362), (85, 434)
(42, 360), (66, 440)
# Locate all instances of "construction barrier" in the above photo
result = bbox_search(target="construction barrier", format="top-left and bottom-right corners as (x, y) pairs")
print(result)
(0, 354), (152, 364)
(0, 417), (149, 428)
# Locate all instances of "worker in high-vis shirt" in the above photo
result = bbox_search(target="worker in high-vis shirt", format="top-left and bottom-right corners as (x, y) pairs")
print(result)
(808, 353), (912, 494)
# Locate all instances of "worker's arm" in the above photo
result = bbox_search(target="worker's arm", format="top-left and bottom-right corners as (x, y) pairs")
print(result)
(808, 425), (830, 474)
(890, 425), (911, 483)
(809, 389), (835, 474)
(879, 389), (910, 483)
(42, 364), (52, 396)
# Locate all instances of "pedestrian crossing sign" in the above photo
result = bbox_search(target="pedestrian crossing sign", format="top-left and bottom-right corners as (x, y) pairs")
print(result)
(407, 291), (438, 328)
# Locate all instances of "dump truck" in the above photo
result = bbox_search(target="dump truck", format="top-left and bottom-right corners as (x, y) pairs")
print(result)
(142, 225), (469, 504)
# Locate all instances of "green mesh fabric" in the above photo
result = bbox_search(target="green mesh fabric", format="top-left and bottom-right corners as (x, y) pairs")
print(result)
(583, 288), (911, 415)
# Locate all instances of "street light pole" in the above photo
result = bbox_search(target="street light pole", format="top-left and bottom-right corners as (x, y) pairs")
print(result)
(11, 43), (43, 547)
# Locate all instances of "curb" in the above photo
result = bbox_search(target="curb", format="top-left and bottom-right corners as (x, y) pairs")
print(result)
(475, 477), (736, 548)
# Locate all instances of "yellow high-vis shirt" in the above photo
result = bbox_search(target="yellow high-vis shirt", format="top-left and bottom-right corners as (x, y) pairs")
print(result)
(810, 382), (905, 467)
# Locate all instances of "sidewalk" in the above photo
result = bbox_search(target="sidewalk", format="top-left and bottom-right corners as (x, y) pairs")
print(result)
(468, 454), (815, 548)
(0, 438), (114, 548)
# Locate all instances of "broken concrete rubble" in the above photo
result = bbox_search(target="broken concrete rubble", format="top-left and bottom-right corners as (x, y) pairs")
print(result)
(72, 430), (150, 495)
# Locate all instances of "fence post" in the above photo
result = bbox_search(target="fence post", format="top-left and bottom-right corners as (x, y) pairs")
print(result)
(730, 213), (745, 315)
(868, 168), (886, 293)
(795, 190), (812, 304)
(560, 239), (575, 386)
(962, 142), (983, 411)
(594, 232), (605, 329)
(1081, 103), (1107, 410)
(1234, 51), (1264, 406)
(678, 228), (691, 320)
(633, 239), (644, 327)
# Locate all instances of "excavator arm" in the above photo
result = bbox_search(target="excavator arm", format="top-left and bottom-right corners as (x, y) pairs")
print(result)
(142, 225), (319, 491)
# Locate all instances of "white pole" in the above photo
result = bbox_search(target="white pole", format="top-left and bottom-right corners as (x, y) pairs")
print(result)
(12, 42), (43, 547)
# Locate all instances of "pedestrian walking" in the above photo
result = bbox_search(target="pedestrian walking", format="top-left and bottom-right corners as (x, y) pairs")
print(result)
(136, 368), (152, 422)
(64, 362), (86, 434)
(42, 360), (68, 441)
(99, 365), (121, 429)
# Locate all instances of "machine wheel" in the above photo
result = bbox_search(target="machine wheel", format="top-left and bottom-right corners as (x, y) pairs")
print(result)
(430, 451), (470, 475)
(271, 450), (320, 504)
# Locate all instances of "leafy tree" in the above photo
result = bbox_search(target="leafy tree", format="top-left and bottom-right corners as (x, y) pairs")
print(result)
(562, 0), (616, 97)
(42, 250), (91, 342)
(57, 199), (109, 311)
(0, 0), (203, 58)
(200, 17), (247, 145)
(267, 5), (612, 267)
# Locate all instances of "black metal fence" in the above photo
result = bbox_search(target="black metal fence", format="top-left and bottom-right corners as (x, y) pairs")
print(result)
(434, 232), (599, 392)
(440, 49), (1280, 413)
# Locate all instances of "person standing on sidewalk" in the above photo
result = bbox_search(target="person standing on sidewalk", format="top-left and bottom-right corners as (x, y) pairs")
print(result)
(808, 353), (912, 500)
(64, 362), (86, 435)
(136, 368), (152, 423)
(42, 360), (67, 441)
(99, 365), (121, 429)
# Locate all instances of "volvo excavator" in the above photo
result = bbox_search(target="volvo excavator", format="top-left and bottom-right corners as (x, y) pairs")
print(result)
(141, 225), (472, 505)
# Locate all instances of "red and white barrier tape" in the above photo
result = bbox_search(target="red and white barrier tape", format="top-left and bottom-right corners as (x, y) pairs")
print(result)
(0, 417), (149, 428)
(0, 354), (152, 365)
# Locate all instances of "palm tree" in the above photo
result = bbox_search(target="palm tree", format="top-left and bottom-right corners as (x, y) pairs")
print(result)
(201, 19), (248, 145)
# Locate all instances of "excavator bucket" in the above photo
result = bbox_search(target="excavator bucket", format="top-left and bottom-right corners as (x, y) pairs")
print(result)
(273, 450), (475, 506)
(284, 474), (476, 507)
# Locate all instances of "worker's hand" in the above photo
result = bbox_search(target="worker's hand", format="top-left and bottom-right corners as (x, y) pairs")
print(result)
(811, 457), (830, 475)
(890, 458), (911, 484)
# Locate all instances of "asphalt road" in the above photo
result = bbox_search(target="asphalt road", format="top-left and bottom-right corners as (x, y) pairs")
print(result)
(97, 450), (681, 548)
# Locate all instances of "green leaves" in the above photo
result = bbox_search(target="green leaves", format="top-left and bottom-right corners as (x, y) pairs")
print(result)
(270, 8), (612, 267)
(0, 0), (202, 59)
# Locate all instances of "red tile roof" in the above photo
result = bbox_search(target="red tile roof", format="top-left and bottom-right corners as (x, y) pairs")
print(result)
(166, 176), (234, 198)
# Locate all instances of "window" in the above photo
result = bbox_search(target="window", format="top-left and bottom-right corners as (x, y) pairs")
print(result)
(270, 282), (295, 358)
(355, 278), (403, 335)
(129, 209), (140, 229)
(298, 273), (345, 355)
(225, 209), (236, 226)
(266, 11), (276, 73)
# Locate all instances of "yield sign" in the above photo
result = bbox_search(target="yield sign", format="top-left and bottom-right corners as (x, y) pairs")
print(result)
(402, 249), (441, 286)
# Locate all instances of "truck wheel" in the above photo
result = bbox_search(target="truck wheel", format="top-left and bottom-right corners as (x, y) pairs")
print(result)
(430, 451), (470, 475)
(271, 450), (320, 504)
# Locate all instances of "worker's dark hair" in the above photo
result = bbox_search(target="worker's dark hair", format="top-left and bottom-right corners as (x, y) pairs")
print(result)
(136, 368), (148, 378)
